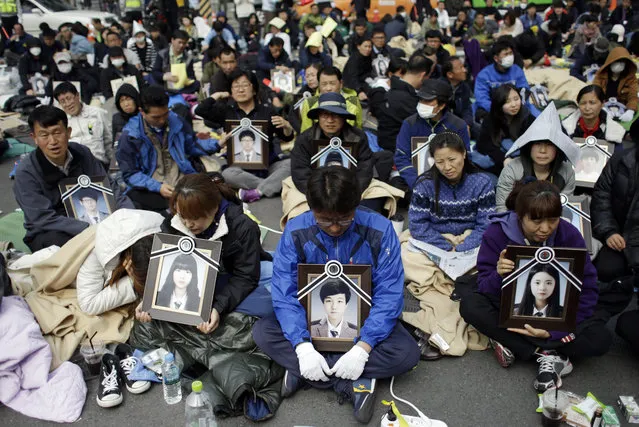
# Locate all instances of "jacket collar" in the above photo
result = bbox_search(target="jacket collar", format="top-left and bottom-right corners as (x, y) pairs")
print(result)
(170, 212), (229, 241)
(125, 112), (184, 142)
(34, 143), (81, 185)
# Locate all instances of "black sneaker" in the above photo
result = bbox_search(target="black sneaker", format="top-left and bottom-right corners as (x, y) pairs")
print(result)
(115, 344), (151, 395)
(280, 369), (305, 398)
(335, 378), (377, 424)
(96, 354), (123, 408)
(534, 351), (573, 392)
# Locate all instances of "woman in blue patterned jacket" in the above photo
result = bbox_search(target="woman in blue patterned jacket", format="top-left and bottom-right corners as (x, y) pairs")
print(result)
(409, 132), (496, 252)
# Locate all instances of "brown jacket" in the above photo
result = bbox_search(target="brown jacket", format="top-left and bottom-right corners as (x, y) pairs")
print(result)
(593, 47), (639, 111)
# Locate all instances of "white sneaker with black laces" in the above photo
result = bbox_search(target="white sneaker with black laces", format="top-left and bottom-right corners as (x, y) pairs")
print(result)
(534, 351), (573, 392)
(115, 344), (151, 394)
(96, 354), (123, 408)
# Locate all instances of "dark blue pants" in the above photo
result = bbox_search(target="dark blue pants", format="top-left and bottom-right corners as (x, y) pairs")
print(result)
(252, 315), (420, 389)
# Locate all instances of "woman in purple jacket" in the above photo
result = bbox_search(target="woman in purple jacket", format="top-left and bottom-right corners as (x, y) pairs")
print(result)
(460, 179), (611, 392)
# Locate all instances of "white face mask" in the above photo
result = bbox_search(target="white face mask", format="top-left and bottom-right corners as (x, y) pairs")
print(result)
(30, 47), (41, 56)
(111, 58), (125, 68)
(611, 61), (626, 74)
(58, 63), (73, 74)
(136, 36), (146, 44)
(417, 103), (437, 119)
(500, 54), (515, 68)
(399, 12), (407, 18)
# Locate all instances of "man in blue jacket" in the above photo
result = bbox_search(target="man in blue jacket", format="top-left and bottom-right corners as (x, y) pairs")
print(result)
(395, 78), (470, 190)
(256, 37), (293, 82)
(253, 167), (420, 424)
(116, 85), (221, 213)
(474, 38), (533, 121)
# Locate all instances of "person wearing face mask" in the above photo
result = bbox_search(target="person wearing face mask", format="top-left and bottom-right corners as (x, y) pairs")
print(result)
(474, 38), (534, 122)
(100, 46), (145, 99)
(495, 103), (578, 212)
(460, 179), (609, 390)
(395, 79), (470, 191)
(48, 52), (99, 104)
(126, 22), (157, 75)
(18, 38), (53, 96)
(593, 47), (639, 122)
(384, 6), (409, 41)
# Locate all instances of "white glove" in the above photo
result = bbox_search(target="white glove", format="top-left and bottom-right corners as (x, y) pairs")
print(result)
(295, 342), (331, 382)
(619, 109), (635, 122)
(329, 345), (369, 380)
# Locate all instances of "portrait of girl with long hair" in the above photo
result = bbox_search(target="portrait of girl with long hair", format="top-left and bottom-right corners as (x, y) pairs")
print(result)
(514, 263), (564, 318)
(154, 253), (201, 312)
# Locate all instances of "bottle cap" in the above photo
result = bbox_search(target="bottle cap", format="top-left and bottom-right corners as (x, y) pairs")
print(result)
(192, 380), (203, 393)
(164, 352), (174, 363)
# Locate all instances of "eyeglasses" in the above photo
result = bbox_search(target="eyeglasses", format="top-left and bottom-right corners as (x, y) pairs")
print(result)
(232, 83), (252, 90)
(315, 217), (354, 227)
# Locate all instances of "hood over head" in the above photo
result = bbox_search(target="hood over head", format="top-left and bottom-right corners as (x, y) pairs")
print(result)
(505, 102), (581, 164)
(489, 210), (560, 245)
(115, 83), (141, 115)
(598, 46), (637, 76)
(95, 209), (164, 268)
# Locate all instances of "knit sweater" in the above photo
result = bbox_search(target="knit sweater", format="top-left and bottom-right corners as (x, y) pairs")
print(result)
(409, 171), (496, 252)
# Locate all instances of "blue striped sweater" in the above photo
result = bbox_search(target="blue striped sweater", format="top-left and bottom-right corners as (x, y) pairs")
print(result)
(409, 172), (496, 252)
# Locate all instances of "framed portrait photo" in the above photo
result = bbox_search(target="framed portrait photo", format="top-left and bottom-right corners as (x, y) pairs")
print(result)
(499, 246), (586, 332)
(297, 261), (372, 352)
(57, 175), (116, 225)
(141, 234), (222, 326)
(225, 119), (270, 170)
(560, 194), (593, 254)
(29, 73), (49, 96)
(573, 137), (613, 188)
(271, 69), (295, 93)
(311, 137), (358, 170)
(411, 136), (434, 176)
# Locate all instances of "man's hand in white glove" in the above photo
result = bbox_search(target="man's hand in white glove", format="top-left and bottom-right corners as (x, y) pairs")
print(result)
(295, 342), (331, 382)
(329, 344), (370, 380)
(619, 109), (635, 122)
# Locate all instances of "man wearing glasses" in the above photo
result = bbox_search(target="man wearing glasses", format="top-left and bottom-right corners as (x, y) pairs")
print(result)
(13, 106), (132, 252)
(253, 166), (420, 424)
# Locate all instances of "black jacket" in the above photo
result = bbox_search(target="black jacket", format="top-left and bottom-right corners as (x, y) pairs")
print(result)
(570, 45), (607, 82)
(99, 63), (144, 99)
(592, 148), (639, 266)
(112, 83), (140, 140)
(48, 65), (99, 104)
(477, 108), (535, 176)
(151, 48), (200, 94)
(342, 50), (373, 94)
(161, 201), (272, 315)
(291, 123), (373, 194)
(369, 76), (418, 151)
(18, 52), (53, 95)
(515, 29), (546, 64)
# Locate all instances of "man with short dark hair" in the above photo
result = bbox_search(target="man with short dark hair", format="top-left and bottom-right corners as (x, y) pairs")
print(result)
(299, 66), (363, 132)
(311, 281), (358, 339)
(152, 30), (200, 94)
(257, 37), (293, 82)
(384, 6), (409, 41)
(203, 46), (238, 94)
(253, 166), (419, 424)
(425, 30), (450, 66)
(117, 85), (221, 212)
(14, 106), (132, 252)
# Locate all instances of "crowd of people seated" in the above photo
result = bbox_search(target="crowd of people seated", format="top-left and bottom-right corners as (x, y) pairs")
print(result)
(1, 0), (639, 424)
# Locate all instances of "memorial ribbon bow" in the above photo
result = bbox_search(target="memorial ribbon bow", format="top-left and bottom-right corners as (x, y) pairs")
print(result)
(501, 247), (582, 292)
(150, 236), (220, 272)
(297, 260), (372, 306)
(60, 174), (113, 202)
(560, 193), (591, 222)
(229, 118), (269, 141)
(310, 137), (358, 167)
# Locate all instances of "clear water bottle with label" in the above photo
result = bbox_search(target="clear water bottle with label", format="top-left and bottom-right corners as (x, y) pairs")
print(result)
(162, 352), (182, 405)
(185, 380), (217, 427)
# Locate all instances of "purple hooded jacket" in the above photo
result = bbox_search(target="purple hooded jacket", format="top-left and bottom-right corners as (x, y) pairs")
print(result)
(476, 211), (599, 341)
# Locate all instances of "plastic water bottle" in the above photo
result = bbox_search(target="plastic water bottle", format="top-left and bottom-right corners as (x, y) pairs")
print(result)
(162, 352), (182, 405)
(185, 380), (216, 427)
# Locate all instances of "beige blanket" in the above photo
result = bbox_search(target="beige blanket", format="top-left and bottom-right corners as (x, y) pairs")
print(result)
(22, 227), (135, 370)
(400, 230), (488, 356)
(524, 68), (587, 102)
(280, 176), (405, 230)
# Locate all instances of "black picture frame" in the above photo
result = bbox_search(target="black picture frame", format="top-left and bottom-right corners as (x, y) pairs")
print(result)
(141, 233), (222, 326)
(311, 137), (359, 170)
(411, 136), (434, 176)
(297, 261), (372, 352)
(560, 194), (593, 254)
(499, 246), (586, 332)
(225, 119), (270, 170)
(57, 175), (116, 224)
(573, 137), (614, 188)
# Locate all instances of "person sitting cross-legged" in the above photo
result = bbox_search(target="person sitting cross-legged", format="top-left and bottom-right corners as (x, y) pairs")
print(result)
(14, 105), (133, 252)
(253, 166), (420, 425)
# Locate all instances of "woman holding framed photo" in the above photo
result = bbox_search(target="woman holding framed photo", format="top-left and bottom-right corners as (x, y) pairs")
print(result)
(194, 70), (295, 204)
(409, 132), (496, 253)
(460, 179), (611, 392)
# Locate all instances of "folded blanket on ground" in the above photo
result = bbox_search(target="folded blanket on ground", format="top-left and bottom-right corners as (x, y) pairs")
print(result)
(280, 176), (405, 230)
(0, 296), (86, 422)
(400, 230), (488, 356)
(19, 227), (134, 370)
(524, 68), (587, 103)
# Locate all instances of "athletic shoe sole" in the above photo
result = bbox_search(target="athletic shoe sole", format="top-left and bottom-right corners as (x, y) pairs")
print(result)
(96, 394), (123, 408)
(126, 381), (151, 394)
(490, 339), (515, 368)
(533, 361), (573, 391)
